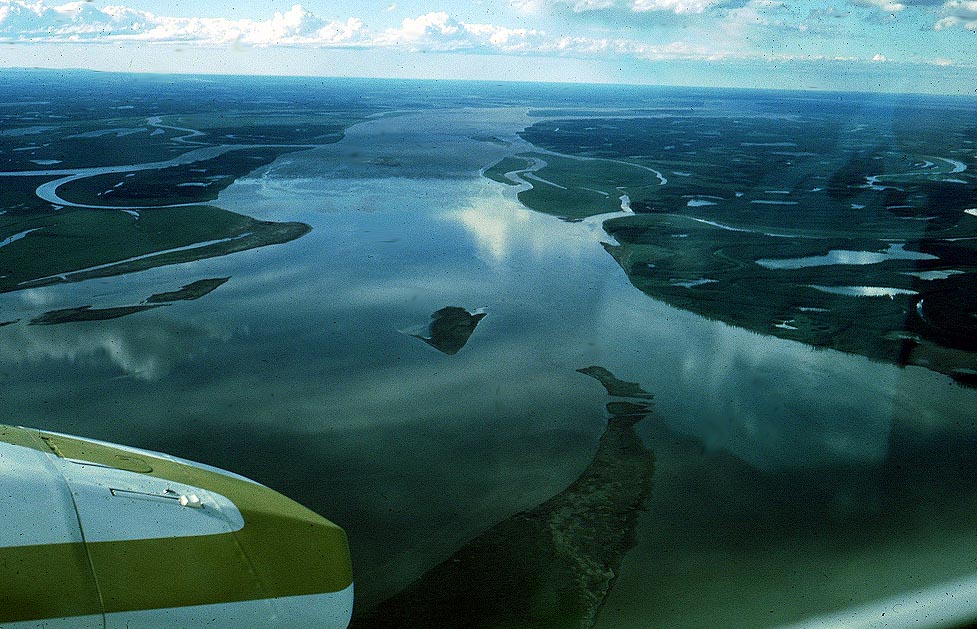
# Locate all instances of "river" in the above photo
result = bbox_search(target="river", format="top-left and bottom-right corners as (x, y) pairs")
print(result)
(2, 106), (977, 627)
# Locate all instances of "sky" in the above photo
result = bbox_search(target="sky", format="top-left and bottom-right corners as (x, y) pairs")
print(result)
(0, 0), (975, 94)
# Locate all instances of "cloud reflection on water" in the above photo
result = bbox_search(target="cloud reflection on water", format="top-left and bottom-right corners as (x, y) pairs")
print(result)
(2, 106), (977, 622)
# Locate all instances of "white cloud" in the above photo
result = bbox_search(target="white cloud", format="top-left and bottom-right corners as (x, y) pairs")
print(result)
(508, 0), (548, 13)
(718, 1), (810, 40)
(508, 0), (723, 13)
(395, 12), (461, 40)
(0, 1), (552, 53)
(631, 0), (723, 13)
(852, 0), (977, 30)
(0, 2), (542, 51)
(372, 12), (541, 51)
(852, 0), (907, 11)
(934, 0), (977, 29)
(564, 0), (615, 13)
(0, 2), (365, 46)
(548, 34), (712, 59)
(0, 0), (968, 64)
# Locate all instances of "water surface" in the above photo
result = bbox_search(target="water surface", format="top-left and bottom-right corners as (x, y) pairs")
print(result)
(2, 82), (976, 627)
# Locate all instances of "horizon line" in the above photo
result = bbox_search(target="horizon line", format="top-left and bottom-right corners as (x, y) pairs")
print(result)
(5, 65), (977, 101)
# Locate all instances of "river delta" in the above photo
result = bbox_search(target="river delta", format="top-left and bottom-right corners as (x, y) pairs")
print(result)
(2, 72), (977, 628)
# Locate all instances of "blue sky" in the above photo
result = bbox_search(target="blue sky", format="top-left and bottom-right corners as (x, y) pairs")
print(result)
(0, 0), (975, 93)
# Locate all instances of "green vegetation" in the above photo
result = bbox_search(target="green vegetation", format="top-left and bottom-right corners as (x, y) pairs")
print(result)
(56, 147), (302, 208)
(483, 156), (531, 186)
(146, 277), (230, 303)
(197, 123), (343, 145)
(0, 112), (351, 172)
(0, 122), (185, 172)
(828, 150), (882, 201)
(357, 367), (655, 628)
(951, 370), (977, 388)
(30, 304), (161, 325)
(413, 306), (486, 355)
(576, 366), (654, 399)
(486, 152), (663, 219)
(0, 109), (358, 292)
(0, 92), (378, 294)
(599, 212), (917, 364)
(518, 153), (663, 221)
(171, 112), (353, 145)
(0, 176), (62, 212)
(500, 107), (977, 380)
(21, 277), (233, 326)
(0, 205), (309, 293)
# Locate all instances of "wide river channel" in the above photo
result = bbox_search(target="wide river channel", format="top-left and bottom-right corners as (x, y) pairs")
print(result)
(2, 108), (977, 628)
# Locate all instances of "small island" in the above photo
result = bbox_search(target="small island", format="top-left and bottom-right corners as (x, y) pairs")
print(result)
(146, 277), (230, 303)
(412, 306), (486, 355)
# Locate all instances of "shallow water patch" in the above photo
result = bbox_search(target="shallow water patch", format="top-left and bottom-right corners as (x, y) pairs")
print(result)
(672, 278), (718, 288)
(807, 285), (918, 298)
(757, 244), (937, 270)
(903, 270), (965, 281)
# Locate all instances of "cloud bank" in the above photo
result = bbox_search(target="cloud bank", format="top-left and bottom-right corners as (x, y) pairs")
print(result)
(934, 0), (977, 29)
(852, 0), (977, 28)
(511, 0), (729, 14)
(0, 3), (366, 46)
(0, 0), (972, 69)
(0, 0), (730, 60)
(0, 2), (547, 48)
